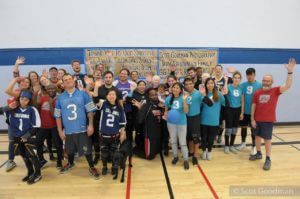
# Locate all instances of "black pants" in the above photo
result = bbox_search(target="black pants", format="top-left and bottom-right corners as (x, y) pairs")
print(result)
(161, 119), (169, 151)
(92, 120), (100, 155)
(36, 128), (63, 162)
(14, 136), (41, 176)
(100, 135), (120, 169)
(201, 125), (218, 152)
(125, 112), (134, 142)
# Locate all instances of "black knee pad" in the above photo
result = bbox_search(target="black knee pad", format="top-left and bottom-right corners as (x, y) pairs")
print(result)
(192, 133), (200, 144)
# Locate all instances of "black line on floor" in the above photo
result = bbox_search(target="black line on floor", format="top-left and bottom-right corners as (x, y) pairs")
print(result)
(160, 152), (174, 199)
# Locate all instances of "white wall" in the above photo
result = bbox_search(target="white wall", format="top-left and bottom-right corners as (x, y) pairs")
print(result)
(0, 0), (300, 48)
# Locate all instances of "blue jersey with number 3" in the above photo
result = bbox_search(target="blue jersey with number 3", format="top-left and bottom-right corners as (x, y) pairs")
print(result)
(165, 95), (187, 125)
(99, 101), (126, 135)
(54, 89), (96, 134)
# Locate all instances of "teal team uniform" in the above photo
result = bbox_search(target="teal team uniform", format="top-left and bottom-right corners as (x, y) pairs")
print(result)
(165, 95), (187, 125)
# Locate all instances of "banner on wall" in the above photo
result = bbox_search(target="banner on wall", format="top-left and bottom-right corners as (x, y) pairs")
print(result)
(84, 48), (218, 78)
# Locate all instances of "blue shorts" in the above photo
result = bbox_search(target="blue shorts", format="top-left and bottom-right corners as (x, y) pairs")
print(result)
(253, 122), (273, 140)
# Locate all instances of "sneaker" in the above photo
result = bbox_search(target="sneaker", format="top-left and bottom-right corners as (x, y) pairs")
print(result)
(192, 157), (198, 166)
(263, 159), (271, 170)
(201, 151), (207, 160)
(224, 146), (230, 154)
(102, 167), (108, 175)
(217, 135), (222, 144)
(206, 152), (212, 161)
(249, 153), (262, 161)
(89, 167), (100, 180)
(250, 146), (257, 155)
(229, 146), (238, 154)
(49, 153), (56, 161)
(56, 161), (62, 170)
(183, 161), (189, 170)
(93, 154), (100, 165)
(171, 157), (179, 165)
(60, 163), (74, 174)
(6, 160), (17, 172)
(40, 159), (48, 169)
(27, 174), (42, 185)
(236, 142), (246, 151)
(163, 149), (169, 157)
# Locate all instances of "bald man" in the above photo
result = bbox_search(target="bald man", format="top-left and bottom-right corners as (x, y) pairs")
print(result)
(249, 58), (296, 171)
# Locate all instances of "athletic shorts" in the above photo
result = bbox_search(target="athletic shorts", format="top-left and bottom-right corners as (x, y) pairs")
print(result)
(239, 114), (251, 127)
(253, 122), (273, 140)
(65, 132), (92, 156)
(225, 107), (241, 128)
(187, 114), (201, 141)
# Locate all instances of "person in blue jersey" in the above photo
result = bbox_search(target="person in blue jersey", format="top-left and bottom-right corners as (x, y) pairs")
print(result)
(97, 89), (126, 175)
(213, 64), (235, 144)
(113, 68), (137, 143)
(7, 90), (42, 184)
(223, 71), (244, 154)
(236, 68), (262, 155)
(54, 73), (100, 179)
(200, 78), (226, 160)
(184, 77), (213, 166)
(164, 82), (190, 170)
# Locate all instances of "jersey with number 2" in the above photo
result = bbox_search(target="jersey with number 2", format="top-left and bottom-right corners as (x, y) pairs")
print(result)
(54, 89), (96, 134)
(99, 101), (126, 135)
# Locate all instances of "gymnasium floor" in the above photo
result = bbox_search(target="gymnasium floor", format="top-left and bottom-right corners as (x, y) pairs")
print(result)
(0, 126), (300, 199)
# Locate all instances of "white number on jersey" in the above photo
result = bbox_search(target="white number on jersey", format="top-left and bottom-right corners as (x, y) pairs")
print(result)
(106, 114), (115, 127)
(67, 104), (77, 120)
(19, 119), (23, 131)
(172, 101), (180, 109)
(246, 86), (253, 94)
(233, 89), (240, 97)
(122, 91), (128, 101)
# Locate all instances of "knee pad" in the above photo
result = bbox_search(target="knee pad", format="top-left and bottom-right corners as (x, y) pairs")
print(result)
(192, 134), (200, 144)
(112, 151), (122, 169)
(225, 128), (232, 136)
(232, 128), (238, 135)
(101, 146), (109, 159)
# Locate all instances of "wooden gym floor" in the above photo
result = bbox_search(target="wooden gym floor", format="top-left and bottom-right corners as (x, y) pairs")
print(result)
(0, 125), (300, 199)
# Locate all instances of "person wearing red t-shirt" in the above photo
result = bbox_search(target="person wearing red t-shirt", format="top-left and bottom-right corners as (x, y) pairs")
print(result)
(35, 83), (63, 169)
(250, 58), (296, 171)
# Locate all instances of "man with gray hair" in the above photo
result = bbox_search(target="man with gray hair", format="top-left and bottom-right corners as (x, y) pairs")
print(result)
(250, 58), (296, 170)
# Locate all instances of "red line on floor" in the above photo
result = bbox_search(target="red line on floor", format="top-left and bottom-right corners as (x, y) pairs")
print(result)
(197, 164), (219, 199)
(126, 161), (132, 199)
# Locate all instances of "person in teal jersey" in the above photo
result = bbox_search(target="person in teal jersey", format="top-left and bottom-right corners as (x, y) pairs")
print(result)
(184, 77), (212, 166)
(236, 68), (262, 154)
(164, 82), (189, 170)
(223, 71), (244, 154)
(200, 78), (225, 160)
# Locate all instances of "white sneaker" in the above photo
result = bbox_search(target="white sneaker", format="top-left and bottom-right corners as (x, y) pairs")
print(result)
(6, 160), (16, 172)
(201, 151), (207, 160)
(251, 146), (257, 155)
(236, 142), (246, 151)
(206, 152), (212, 161)
(229, 146), (238, 154)
(224, 146), (230, 154)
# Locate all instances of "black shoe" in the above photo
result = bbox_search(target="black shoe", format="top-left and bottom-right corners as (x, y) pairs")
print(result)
(22, 174), (32, 182)
(164, 149), (169, 157)
(171, 157), (179, 165)
(184, 161), (189, 170)
(56, 161), (62, 170)
(192, 157), (198, 166)
(60, 163), (74, 174)
(102, 167), (108, 175)
(93, 154), (100, 165)
(249, 153), (263, 161)
(89, 167), (100, 180)
(263, 159), (271, 170)
(27, 174), (42, 185)
(49, 153), (56, 161)
(40, 159), (48, 169)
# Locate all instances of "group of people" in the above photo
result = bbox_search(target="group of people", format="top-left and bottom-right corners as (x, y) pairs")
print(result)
(2, 55), (296, 185)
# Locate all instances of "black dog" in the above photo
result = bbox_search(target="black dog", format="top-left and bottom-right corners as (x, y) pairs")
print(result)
(113, 139), (133, 182)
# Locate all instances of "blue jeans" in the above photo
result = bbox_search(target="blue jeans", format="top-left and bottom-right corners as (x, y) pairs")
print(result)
(8, 125), (15, 160)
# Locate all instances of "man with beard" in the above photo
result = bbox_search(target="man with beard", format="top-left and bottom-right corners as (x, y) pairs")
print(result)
(250, 58), (296, 171)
